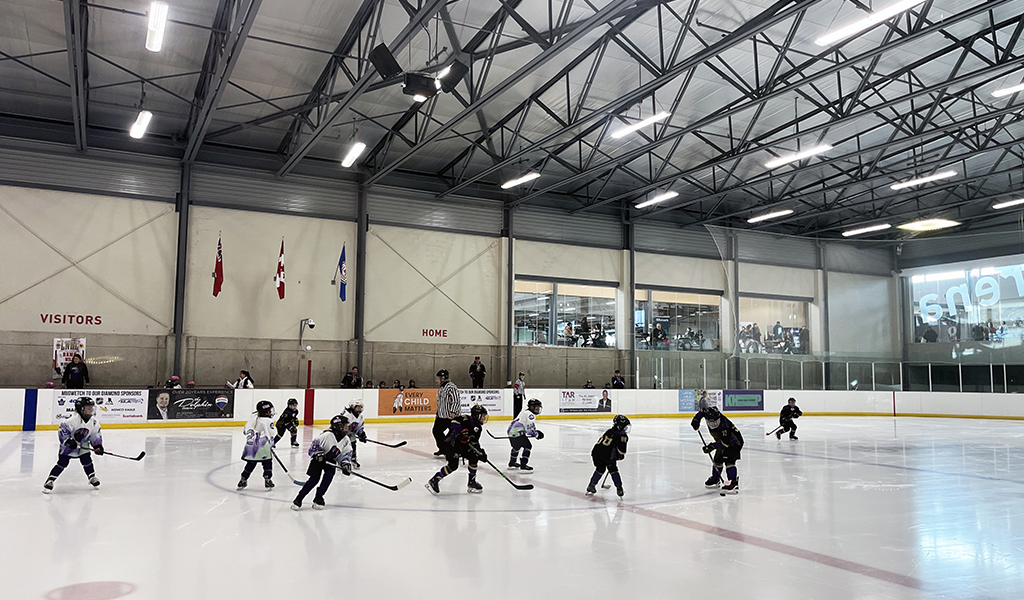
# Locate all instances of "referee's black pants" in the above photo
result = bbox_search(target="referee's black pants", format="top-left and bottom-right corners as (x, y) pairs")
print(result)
(432, 416), (451, 454)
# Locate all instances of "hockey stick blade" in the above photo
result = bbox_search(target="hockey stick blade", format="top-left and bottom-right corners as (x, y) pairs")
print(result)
(766, 426), (783, 437)
(486, 430), (510, 440)
(366, 439), (408, 448)
(346, 469), (411, 491)
(103, 450), (146, 461)
(484, 459), (534, 490)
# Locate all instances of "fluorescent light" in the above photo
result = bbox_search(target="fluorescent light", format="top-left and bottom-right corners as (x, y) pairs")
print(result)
(842, 223), (891, 237)
(924, 270), (965, 282)
(815, 0), (926, 47)
(341, 142), (366, 168)
(129, 110), (153, 139)
(992, 82), (1024, 98)
(764, 144), (833, 169)
(412, 94), (428, 103)
(890, 170), (957, 190)
(437, 65), (452, 79)
(747, 209), (794, 224)
(146, 2), (169, 52)
(635, 190), (678, 209)
(611, 111), (671, 139)
(992, 198), (1024, 210)
(501, 172), (541, 189)
(898, 218), (960, 232)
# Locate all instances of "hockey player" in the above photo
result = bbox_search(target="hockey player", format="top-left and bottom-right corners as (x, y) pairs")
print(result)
(43, 397), (104, 493)
(691, 404), (744, 495)
(776, 397), (802, 440)
(507, 398), (544, 472)
(238, 400), (276, 491)
(425, 404), (488, 495)
(585, 415), (630, 498)
(292, 414), (353, 510)
(342, 400), (367, 469)
(273, 398), (301, 447)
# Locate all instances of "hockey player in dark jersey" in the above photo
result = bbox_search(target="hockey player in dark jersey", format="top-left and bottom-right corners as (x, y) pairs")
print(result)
(691, 404), (744, 495)
(776, 397), (802, 440)
(585, 414), (630, 498)
(425, 404), (488, 495)
(292, 414), (353, 510)
(273, 398), (301, 447)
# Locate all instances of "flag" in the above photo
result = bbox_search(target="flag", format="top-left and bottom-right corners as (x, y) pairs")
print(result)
(274, 239), (285, 300)
(212, 234), (224, 297)
(338, 245), (347, 301)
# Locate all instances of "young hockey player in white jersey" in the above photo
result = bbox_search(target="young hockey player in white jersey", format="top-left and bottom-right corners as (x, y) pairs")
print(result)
(292, 414), (353, 510)
(507, 398), (544, 472)
(43, 397), (104, 493)
(238, 400), (276, 491)
(342, 400), (367, 469)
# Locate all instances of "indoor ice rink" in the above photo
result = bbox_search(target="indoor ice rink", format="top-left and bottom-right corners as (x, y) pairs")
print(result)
(4, 0), (1024, 598)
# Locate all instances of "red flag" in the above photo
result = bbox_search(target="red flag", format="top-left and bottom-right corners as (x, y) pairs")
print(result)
(212, 234), (224, 297)
(274, 239), (285, 299)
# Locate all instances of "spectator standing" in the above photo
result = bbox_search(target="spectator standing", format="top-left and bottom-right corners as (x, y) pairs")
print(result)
(230, 370), (254, 389)
(579, 317), (592, 347)
(512, 372), (526, 415)
(62, 354), (90, 389)
(772, 321), (783, 339)
(432, 369), (461, 457)
(186, 381), (196, 389)
(164, 375), (182, 389)
(378, 380), (387, 389)
(341, 367), (362, 389)
(611, 370), (625, 389)
(583, 380), (596, 389)
(469, 357), (487, 388)
(408, 379), (417, 389)
(364, 380), (374, 388)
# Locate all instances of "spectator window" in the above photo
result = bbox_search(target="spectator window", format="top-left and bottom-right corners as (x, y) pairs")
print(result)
(514, 280), (618, 348)
(634, 290), (720, 351)
(514, 281), (553, 345)
(737, 296), (810, 355)
(908, 266), (1024, 346)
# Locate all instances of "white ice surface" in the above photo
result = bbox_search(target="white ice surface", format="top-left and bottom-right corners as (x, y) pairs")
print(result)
(1, 417), (1023, 600)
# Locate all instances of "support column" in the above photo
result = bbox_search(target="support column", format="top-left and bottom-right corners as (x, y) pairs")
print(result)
(625, 210), (636, 389)
(819, 241), (831, 390)
(355, 177), (368, 374)
(504, 205), (514, 385)
(172, 163), (192, 377)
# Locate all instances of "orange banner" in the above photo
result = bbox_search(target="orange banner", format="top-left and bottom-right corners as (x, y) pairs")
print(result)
(378, 388), (437, 416)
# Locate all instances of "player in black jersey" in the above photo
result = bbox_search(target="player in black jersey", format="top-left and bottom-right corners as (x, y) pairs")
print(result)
(585, 415), (630, 498)
(273, 398), (301, 447)
(692, 404), (744, 495)
(776, 397), (802, 440)
(425, 405), (488, 495)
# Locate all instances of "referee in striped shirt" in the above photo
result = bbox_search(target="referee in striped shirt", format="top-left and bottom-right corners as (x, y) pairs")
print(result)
(432, 369), (462, 456)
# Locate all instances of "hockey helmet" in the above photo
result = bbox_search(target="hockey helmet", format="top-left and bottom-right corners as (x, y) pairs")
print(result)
(613, 414), (631, 433)
(287, 398), (298, 407)
(436, 369), (450, 382)
(330, 414), (350, 438)
(256, 400), (274, 418)
(527, 398), (543, 414)
(470, 403), (489, 424)
(75, 397), (95, 422)
(348, 399), (364, 415)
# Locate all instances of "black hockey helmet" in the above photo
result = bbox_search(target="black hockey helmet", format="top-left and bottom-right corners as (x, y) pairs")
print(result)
(613, 414), (631, 431)
(436, 369), (450, 382)
(527, 398), (542, 414)
(702, 404), (721, 421)
(256, 400), (274, 418)
(787, 397), (796, 404)
(75, 397), (95, 421)
(330, 414), (350, 437)
(287, 398), (298, 407)
(348, 399), (364, 415)
(470, 404), (489, 424)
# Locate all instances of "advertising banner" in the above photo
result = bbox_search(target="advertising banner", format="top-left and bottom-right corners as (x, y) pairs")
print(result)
(378, 388), (437, 417)
(678, 389), (696, 412)
(558, 389), (613, 413)
(147, 389), (234, 420)
(52, 338), (86, 379)
(459, 389), (504, 416)
(52, 389), (147, 424)
(723, 390), (764, 411)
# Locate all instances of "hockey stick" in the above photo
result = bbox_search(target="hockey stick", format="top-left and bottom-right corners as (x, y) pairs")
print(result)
(270, 448), (306, 486)
(600, 471), (611, 490)
(486, 430), (510, 440)
(329, 464), (412, 491)
(100, 450), (146, 461)
(697, 431), (716, 464)
(366, 438), (408, 448)
(766, 425), (783, 437)
(484, 459), (534, 490)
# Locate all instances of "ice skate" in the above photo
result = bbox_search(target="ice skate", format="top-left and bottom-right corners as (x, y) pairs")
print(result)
(518, 463), (534, 473)
(789, 435), (798, 440)
(425, 476), (440, 495)
(42, 477), (55, 494)
(720, 478), (739, 496)
(291, 499), (302, 511)
(704, 475), (721, 488)
(312, 496), (325, 510)
(351, 458), (361, 470)
(264, 477), (275, 490)
(616, 486), (624, 498)
(507, 461), (518, 469)
(291, 440), (300, 448)
(88, 474), (100, 488)
(775, 430), (782, 440)
(237, 477), (248, 490)
(467, 478), (483, 494)
(585, 483), (597, 496)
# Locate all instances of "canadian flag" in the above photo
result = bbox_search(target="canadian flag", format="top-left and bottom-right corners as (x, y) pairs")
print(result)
(212, 234), (224, 297)
(274, 239), (285, 300)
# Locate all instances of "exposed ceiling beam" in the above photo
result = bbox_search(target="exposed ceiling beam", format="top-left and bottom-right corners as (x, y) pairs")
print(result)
(62, 0), (89, 151)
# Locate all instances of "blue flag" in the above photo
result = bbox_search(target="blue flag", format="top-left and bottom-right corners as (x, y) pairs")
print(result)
(338, 245), (347, 301)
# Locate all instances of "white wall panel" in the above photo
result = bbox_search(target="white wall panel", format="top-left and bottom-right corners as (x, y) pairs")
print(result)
(0, 389), (24, 427)
(739, 262), (817, 298)
(515, 240), (623, 283)
(827, 272), (900, 358)
(635, 253), (727, 291)
(185, 206), (356, 340)
(0, 186), (177, 335)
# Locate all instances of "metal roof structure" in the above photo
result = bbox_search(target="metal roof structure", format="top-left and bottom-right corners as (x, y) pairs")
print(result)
(2, 0), (1024, 239)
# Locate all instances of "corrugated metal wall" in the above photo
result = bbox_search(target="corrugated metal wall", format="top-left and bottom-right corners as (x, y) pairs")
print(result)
(634, 222), (723, 259)
(735, 230), (819, 269)
(192, 165), (358, 220)
(898, 229), (1024, 269)
(367, 186), (502, 235)
(825, 242), (893, 276)
(514, 206), (623, 248)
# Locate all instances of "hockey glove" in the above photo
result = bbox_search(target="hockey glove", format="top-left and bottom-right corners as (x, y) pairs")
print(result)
(93, 445), (104, 456)
(358, 432), (367, 443)
(340, 462), (352, 476)
(64, 438), (79, 450)
(471, 446), (487, 462)
(691, 421), (701, 431)
(702, 444), (715, 454)
(535, 430), (545, 440)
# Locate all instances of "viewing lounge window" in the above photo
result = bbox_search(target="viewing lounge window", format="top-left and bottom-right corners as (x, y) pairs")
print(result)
(634, 290), (721, 351)
(737, 296), (809, 355)
(908, 265), (1024, 345)
(514, 280), (618, 347)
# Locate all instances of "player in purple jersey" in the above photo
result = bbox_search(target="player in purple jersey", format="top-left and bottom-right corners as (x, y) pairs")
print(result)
(292, 415), (353, 510)
(43, 397), (104, 493)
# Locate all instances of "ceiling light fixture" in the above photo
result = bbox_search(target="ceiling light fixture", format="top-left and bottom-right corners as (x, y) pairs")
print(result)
(501, 172), (540, 189)
(610, 111), (671, 139)
(898, 218), (960, 232)
(341, 142), (366, 168)
(815, 0), (926, 46)
(437, 60), (469, 93)
(890, 170), (957, 190)
(764, 144), (833, 169)
(635, 190), (678, 209)
(747, 209), (794, 224)
(146, 2), (169, 52)
(992, 198), (1024, 210)
(403, 72), (437, 102)
(842, 223), (891, 237)
(129, 110), (153, 139)
(992, 82), (1024, 98)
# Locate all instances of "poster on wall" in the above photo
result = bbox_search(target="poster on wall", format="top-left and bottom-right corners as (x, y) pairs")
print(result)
(558, 389), (613, 413)
(147, 389), (234, 420)
(52, 390), (147, 424)
(459, 389), (504, 416)
(678, 389), (696, 412)
(377, 388), (437, 416)
(52, 338), (86, 379)
(723, 390), (764, 411)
